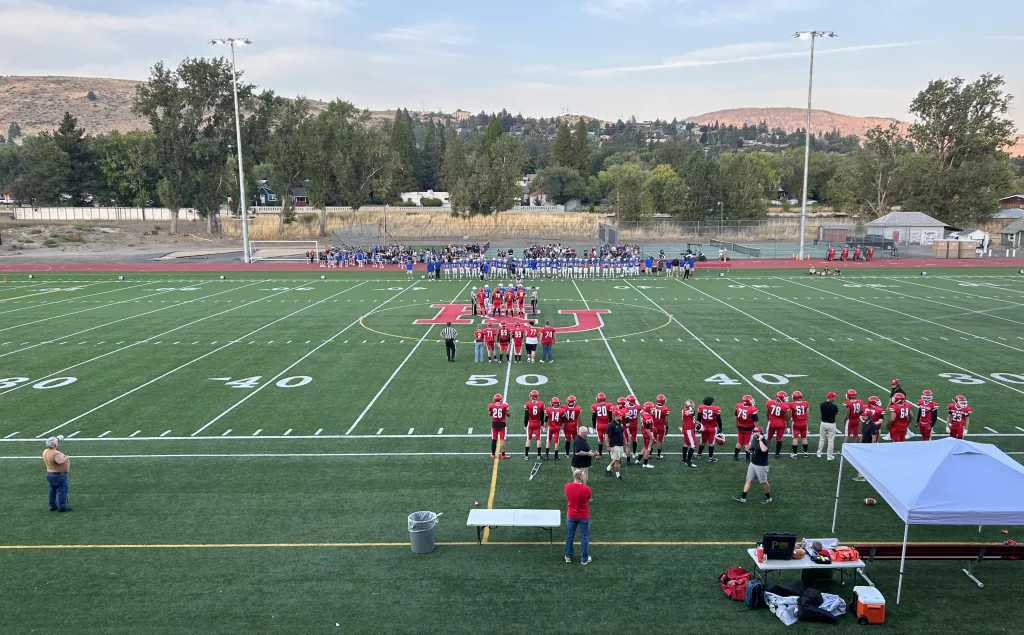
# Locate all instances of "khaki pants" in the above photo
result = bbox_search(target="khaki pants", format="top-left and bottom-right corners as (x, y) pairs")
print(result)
(817, 422), (837, 458)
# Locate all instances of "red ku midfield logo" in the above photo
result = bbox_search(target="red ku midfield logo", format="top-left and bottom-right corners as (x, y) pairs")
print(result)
(415, 304), (609, 333)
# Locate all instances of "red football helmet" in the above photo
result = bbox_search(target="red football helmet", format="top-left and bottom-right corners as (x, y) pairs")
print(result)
(596, 392), (606, 402)
(893, 392), (905, 404)
(529, 390), (539, 399)
(500, 321), (506, 327)
(921, 390), (933, 400)
(955, 395), (968, 408)
(792, 390), (803, 401)
(627, 395), (637, 404)
(643, 401), (653, 412)
(550, 397), (560, 406)
(617, 397), (627, 406)
(891, 379), (900, 386)
(567, 395), (576, 405)
(656, 394), (666, 405)
(741, 394), (754, 406)
(776, 391), (788, 401)
(846, 389), (857, 399)
(868, 396), (881, 407)
(493, 394), (502, 403)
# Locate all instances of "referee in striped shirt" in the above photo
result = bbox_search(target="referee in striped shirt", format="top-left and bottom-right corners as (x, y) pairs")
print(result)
(441, 322), (458, 362)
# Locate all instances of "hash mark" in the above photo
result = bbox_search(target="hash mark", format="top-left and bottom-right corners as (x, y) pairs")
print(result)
(437, 428), (444, 434)
(98, 431), (110, 438)
(221, 429), (232, 436)
(129, 430), (141, 437)
(376, 428), (383, 436)
(66, 431), (79, 438)
(408, 428), (415, 435)
(252, 429), (262, 436)
(3, 432), (18, 439)
(468, 427), (473, 434)
(283, 429), (292, 436)
(314, 428), (323, 436)
(160, 430), (172, 437)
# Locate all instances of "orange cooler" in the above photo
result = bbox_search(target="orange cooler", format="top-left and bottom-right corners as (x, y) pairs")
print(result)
(853, 586), (885, 625)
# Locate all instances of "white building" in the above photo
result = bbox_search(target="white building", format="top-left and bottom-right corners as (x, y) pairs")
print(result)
(397, 190), (450, 207)
(866, 211), (948, 246)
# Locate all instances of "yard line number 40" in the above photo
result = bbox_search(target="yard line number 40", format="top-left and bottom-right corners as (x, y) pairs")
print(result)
(208, 376), (313, 389)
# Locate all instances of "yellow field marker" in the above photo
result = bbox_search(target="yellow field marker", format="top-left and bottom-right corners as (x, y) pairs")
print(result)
(481, 455), (500, 543)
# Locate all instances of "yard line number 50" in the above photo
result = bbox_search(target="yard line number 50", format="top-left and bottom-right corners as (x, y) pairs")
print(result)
(467, 374), (548, 387)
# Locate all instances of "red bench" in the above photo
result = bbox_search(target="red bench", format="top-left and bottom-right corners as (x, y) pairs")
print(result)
(855, 543), (1023, 588)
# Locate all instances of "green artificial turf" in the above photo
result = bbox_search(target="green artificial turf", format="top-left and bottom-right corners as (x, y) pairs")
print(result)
(0, 268), (1021, 633)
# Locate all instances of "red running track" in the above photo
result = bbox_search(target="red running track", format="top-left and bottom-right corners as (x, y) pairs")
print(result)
(0, 257), (1022, 274)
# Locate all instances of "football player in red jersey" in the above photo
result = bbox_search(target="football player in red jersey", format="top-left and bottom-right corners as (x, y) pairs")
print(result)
(491, 287), (503, 316)
(483, 322), (497, 363)
(916, 390), (939, 440)
(765, 391), (791, 457)
(946, 395), (972, 439)
(652, 394), (669, 459)
(638, 402), (656, 468)
(681, 400), (698, 467)
(475, 286), (486, 315)
(733, 394), (759, 462)
(516, 285), (527, 316)
(523, 390), (546, 459)
(511, 323), (525, 363)
(622, 395), (641, 464)
(562, 395), (582, 456)
(591, 393), (612, 459)
(861, 396), (883, 431)
(843, 389), (864, 444)
(886, 392), (912, 442)
(488, 394), (510, 459)
(544, 397), (565, 460)
(497, 322), (511, 363)
(696, 396), (722, 463)
(504, 287), (515, 316)
(789, 390), (810, 458)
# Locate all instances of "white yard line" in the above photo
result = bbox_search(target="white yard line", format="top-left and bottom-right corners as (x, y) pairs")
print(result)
(0, 282), (165, 332)
(861, 282), (1024, 327)
(782, 277), (1024, 354)
(624, 280), (770, 399)
(762, 278), (1024, 398)
(900, 278), (1024, 308)
(344, 281), (471, 435)
(0, 282), (274, 394)
(36, 282), (363, 438)
(573, 280), (633, 394)
(194, 282), (422, 437)
(0, 281), (136, 316)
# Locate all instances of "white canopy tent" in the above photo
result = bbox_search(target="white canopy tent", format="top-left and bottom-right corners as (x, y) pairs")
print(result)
(832, 438), (1024, 603)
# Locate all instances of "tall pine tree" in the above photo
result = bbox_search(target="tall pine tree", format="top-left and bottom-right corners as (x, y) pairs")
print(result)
(550, 120), (573, 168)
(388, 109), (417, 193)
(571, 118), (590, 177)
(53, 112), (94, 205)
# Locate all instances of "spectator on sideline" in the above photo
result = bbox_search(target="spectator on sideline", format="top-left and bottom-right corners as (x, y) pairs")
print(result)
(540, 321), (555, 363)
(440, 322), (458, 362)
(473, 322), (486, 363)
(817, 391), (839, 460)
(734, 427), (772, 504)
(571, 426), (597, 483)
(853, 410), (881, 482)
(42, 437), (72, 512)
(604, 415), (626, 482)
(564, 468), (592, 565)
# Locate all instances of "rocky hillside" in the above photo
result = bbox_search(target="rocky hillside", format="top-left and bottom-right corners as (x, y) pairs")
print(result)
(686, 107), (910, 140)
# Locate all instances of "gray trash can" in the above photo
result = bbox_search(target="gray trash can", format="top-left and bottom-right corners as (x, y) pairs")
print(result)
(408, 511), (440, 554)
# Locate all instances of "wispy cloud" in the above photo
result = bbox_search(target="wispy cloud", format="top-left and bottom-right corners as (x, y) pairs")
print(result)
(577, 40), (934, 78)
(372, 21), (472, 47)
(584, 0), (660, 18)
(584, 0), (821, 25)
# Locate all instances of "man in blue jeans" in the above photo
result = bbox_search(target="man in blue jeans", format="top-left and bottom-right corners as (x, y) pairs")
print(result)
(564, 468), (592, 564)
(42, 436), (72, 512)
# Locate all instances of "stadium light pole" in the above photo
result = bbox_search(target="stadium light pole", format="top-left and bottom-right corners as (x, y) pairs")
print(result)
(793, 31), (836, 261)
(211, 38), (253, 263)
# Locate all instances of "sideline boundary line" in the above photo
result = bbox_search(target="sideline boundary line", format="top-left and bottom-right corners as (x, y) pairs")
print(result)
(1, 450), (1019, 459)
(345, 281), (472, 435)
(199, 282), (421, 436)
(35, 282), (362, 438)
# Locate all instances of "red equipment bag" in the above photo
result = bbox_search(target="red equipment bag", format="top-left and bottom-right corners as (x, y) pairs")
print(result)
(827, 547), (859, 562)
(719, 566), (751, 600)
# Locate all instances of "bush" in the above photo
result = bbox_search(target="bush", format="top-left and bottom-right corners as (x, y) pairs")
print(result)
(153, 225), (161, 231)
(29, 228), (43, 234)
(43, 238), (58, 247)
(420, 197), (444, 207)
(69, 233), (83, 243)
(87, 90), (97, 101)
(392, 200), (417, 207)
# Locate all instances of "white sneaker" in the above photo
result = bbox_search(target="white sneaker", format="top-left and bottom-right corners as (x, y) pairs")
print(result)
(827, 456), (835, 461)
(642, 463), (654, 469)
(816, 452), (822, 458)
(581, 556), (592, 565)
(790, 453), (798, 459)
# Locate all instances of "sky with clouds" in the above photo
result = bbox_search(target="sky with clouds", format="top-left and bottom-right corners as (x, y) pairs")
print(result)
(1, 0), (1022, 127)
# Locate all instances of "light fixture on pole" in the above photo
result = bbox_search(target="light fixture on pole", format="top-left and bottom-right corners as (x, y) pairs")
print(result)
(210, 38), (253, 263)
(792, 30), (836, 261)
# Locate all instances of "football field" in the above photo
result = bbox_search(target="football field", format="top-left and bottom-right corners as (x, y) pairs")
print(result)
(1, 268), (1022, 634)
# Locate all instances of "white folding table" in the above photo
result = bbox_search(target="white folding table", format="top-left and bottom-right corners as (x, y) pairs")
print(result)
(467, 509), (561, 553)
(747, 548), (869, 586)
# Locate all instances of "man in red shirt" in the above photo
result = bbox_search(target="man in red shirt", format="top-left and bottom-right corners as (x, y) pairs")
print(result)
(843, 389), (864, 444)
(511, 323), (525, 363)
(916, 390), (939, 440)
(562, 395), (581, 456)
(696, 396), (722, 463)
(652, 394), (669, 459)
(564, 468), (592, 565)
(497, 322), (511, 363)
(887, 392), (912, 442)
(946, 395), (971, 439)
(638, 402), (656, 468)
(765, 391), (791, 458)
(483, 322), (497, 363)
(591, 393), (612, 459)
(681, 400), (698, 467)
(622, 396), (640, 464)
(524, 390), (546, 459)
(540, 321), (555, 363)
(488, 393), (510, 459)
(733, 394), (758, 463)
(545, 397), (565, 460)
(789, 390), (810, 457)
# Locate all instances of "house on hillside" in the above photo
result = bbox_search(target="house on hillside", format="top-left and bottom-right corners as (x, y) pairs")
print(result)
(866, 211), (948, 245)
(255, 186), (309, 207)
(527, 188), (549, 206)
(999, 194), (1024, 209)
(950, 228), (990, 251)
(397, 190), (451, 207)
(998, 218), (1024, 249)
(993, 207), (1024, 221)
